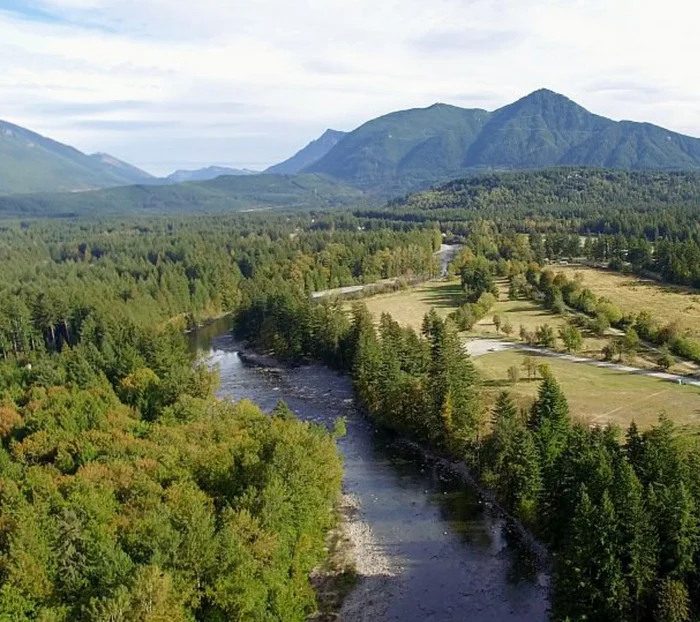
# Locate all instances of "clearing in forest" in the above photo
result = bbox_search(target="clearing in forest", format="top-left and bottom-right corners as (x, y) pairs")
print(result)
(357, 280), (463, 330)
(469, 279), (609, 356)
(552, 265), (700, 338)
(475, 350), (700, 430)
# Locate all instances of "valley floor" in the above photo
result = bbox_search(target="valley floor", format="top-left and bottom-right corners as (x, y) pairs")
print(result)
(357, 276), (700, 431)
(467, 338), (700, 430)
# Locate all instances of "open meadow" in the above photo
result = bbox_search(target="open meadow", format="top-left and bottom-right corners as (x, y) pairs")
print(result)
(357, 275), (700, 430)
(552, 264), (700, 338)
(475, 349), (700, 430)
(356, 279), (463, 330)
(470, 279), (610, 356)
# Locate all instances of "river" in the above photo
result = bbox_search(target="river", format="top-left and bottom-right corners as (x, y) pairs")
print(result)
(189, 317), (550, 622)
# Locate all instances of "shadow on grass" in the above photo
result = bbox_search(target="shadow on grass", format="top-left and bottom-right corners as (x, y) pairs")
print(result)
(505, 305), (542, 314)
(419, 283), (465, 309)
(483, 379), (514, 389)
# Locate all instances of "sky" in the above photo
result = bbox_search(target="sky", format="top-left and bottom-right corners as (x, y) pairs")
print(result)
(3, 0), (700, 176)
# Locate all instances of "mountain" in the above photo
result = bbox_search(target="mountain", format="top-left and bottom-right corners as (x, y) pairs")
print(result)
(166, 166), (258, 183)
(462, 89), (613, 168)
(0, 120), (153, 194)
(266, 129), (347, 174)
(89, 152), (154, 182)
(304, 105), (490, 189)
(0, 173), (368, 218)
(304, 89), (700, 190)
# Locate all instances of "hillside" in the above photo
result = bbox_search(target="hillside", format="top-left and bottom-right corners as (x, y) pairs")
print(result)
(266, 129), (347, 174)
(462, 89), (613, 168)
(305, 104), (490, 190)
(378, 168), (700, 222)
(305, 89), (700, 190)
(166, 166), (258, 183)
(0, 120), (153, 194)
(0, 173), (367, 217)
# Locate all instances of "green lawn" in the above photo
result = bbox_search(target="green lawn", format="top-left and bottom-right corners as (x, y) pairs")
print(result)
(475, 350), (700, 430)
(358, 279), (463, 330)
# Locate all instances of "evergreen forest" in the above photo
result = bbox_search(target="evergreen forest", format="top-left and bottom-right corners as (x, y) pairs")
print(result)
(2, 166), (700, 620)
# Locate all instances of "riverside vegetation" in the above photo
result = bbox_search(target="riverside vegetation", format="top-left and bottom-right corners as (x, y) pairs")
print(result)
(3, 167), (700, 620)
(232, 201), (700, 621)
(0, 214), (440, 620)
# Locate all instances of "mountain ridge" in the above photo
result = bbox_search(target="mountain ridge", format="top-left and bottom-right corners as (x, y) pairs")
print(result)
(7, 88), (700, 197)
(0, 120), (153, 194)
(166, 166), (258, 183)
(0, 173), (367, 217)
(266, 129), (347, 174)
(303, 89), (700, 190)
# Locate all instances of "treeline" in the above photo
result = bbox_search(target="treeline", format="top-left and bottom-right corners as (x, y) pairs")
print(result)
(373, 168), (700, 236)
(488, 387), (700, 622)
(0, 214), (440, 361)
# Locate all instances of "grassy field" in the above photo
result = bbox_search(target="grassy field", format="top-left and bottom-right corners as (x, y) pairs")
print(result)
(470, 279), (609, 356)
(357, 279), (463, 330)
(355, 275), (700, 430)
(475, 350), (700, 430)
(552, 265), (700, 338)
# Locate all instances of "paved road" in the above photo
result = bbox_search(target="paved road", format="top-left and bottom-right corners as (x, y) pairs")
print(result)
(312, 244), (462, 299)
(465, 338), (700, 389)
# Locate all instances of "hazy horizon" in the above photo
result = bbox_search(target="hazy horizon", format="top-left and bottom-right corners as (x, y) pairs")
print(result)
(3, 0), (700, 175)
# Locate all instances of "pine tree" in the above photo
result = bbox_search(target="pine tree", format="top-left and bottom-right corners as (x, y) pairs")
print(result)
(528, 373), (570, 469)
(656, 482), (698, 578)
(654, 578), (691, 622)
(625, 421), (646, 477)
(611, 458), (657, 620)
(350, 306), (382, 417)
(509, 429), (542, 521)
(484, 392), (520, 485)
(555, 487), (628, 622)
(484, 393), (541, 518)
(424, 312), (481, 449)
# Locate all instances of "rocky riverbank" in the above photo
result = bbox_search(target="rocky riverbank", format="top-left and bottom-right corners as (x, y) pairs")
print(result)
(338, 494), (399, 622)
(236, 349), (288, 372)
(311, 493), (399, 622)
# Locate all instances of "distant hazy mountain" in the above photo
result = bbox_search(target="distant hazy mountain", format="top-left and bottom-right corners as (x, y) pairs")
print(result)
(89, 152), (154, 182)
(304, 89), (700, 190)
(266, 129), (347, 174)
(0, 120), (153, 194)
(166, 166), (258, 183)
(0, 173), (367, 218)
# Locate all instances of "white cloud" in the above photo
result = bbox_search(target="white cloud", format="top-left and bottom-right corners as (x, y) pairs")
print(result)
(2, 0), (700, 174)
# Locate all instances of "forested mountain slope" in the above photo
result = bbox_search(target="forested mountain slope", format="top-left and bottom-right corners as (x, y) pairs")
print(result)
(378, 168), (700, 222)
(0, 120), (153, 194)
(0, 173), (367, 217)
(266, 129), (347, 174)
(305, 104), (490, 189)
(305, 89), (700, 190)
